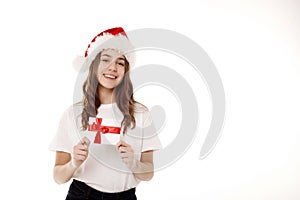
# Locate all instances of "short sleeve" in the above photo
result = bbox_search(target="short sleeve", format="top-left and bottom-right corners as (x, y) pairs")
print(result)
(48, 107), (75, 153)
(141, 110), (162, 152)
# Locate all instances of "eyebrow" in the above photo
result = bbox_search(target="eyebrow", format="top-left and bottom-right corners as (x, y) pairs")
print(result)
(101, 54), (112, 58)
(101, 54), (125, 61)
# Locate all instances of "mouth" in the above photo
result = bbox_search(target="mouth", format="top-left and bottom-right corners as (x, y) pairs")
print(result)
(103, 73), (117, 80)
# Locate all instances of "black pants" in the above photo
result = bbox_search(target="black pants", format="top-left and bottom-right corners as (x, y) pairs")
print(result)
(66, 179), (137, 200)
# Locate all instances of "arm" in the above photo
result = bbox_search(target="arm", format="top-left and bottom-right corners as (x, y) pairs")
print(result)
(53, 151), (77, 184)
(132, 150), (154, 181)
(53, 137), (90, 184)
(117, 141), (155, 181)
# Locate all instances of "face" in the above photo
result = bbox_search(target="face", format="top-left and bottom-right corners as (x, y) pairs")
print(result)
(97, 49), (126, 90)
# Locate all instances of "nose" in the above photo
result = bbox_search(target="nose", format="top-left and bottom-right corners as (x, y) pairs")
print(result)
(107, 60), (117, 72)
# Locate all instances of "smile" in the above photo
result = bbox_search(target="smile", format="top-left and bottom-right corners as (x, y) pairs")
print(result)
(103, 74), (117, 79)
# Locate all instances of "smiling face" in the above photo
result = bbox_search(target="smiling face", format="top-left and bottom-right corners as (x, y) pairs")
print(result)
(97, 49), (127, 90)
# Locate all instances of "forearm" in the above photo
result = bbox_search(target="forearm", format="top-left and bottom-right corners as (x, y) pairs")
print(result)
(131, 160), (154, 181)
(53, 161), (77, 184)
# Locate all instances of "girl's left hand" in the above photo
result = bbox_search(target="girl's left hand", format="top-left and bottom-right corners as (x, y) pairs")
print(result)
(116, 140), (136, 170)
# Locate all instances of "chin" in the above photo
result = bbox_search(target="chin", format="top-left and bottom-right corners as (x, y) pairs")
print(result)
(101, 85), (116, 90)
(99, 80), (120, 90)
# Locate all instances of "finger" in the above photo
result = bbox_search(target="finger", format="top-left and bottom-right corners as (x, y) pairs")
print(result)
(119, 152), (132, 159)
(75, 149), (88, 156)
(116, 140), (129, 148)
(119, 151), (128, 157)
(75, 144), (88, 151)
(121, 157), (132, 164)
(116, 140), (123, 148)
(74, 154), (87, 161)
(120, 154), (129, 160)
(118, 147), (127, 153)
(81, 137), (90, 147)
(119, 146), (134, 154)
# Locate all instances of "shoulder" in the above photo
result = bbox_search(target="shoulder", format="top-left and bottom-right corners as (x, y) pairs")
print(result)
(71, 102), (84, 116)
(60, 102), (83, 122)
(133, 102), (153, 126)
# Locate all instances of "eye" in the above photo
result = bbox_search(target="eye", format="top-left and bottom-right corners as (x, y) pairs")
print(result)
(118, 62), (125, 66)
(101, 59), (110, 62)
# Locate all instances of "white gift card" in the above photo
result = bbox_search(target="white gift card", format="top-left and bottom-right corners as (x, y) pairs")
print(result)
(87, 117), (121, 145)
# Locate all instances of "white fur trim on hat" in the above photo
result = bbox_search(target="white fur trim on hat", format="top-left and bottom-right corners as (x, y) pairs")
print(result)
(73, 32), (136, 72)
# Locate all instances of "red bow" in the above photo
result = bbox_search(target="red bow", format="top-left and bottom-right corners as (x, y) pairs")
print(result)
(88, 118), (121, 144)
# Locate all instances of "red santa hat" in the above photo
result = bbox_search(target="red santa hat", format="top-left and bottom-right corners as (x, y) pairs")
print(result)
(73, 27), (135, 72)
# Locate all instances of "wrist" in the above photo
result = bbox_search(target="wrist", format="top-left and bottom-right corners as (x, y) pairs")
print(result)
(70, 160), (79, 171)
(129, 159), (138, 172)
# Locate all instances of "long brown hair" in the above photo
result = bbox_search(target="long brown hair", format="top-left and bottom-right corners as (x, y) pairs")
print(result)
(81, 50), (138, 134)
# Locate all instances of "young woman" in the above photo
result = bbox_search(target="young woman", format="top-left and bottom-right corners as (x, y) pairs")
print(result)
(49, 27), (162, 200)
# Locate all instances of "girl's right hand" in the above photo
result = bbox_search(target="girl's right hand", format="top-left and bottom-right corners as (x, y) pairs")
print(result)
(72, 137), (90, 168)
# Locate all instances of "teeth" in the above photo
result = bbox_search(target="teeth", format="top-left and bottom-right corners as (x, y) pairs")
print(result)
(104, 74), (116, 79)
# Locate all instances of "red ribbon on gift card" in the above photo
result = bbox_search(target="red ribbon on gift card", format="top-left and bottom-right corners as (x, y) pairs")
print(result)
(88, 118), (121, 144)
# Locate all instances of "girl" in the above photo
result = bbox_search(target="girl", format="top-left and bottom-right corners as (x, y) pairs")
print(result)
(49, 27), (162, 200)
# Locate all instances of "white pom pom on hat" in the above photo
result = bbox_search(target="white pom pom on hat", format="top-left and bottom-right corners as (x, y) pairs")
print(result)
(73, 27), (136, 72)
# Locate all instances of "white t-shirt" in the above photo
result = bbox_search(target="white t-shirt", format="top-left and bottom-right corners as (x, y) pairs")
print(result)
(49, 102), (162, 193)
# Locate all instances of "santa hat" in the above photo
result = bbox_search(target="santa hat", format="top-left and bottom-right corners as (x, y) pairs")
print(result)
(73, 27), (135, 72)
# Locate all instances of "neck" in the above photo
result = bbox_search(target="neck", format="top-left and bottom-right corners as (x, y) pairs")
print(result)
(98, 86), (116, 104)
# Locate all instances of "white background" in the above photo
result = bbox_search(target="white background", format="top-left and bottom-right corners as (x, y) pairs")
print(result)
(1, 0), (300, 199)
